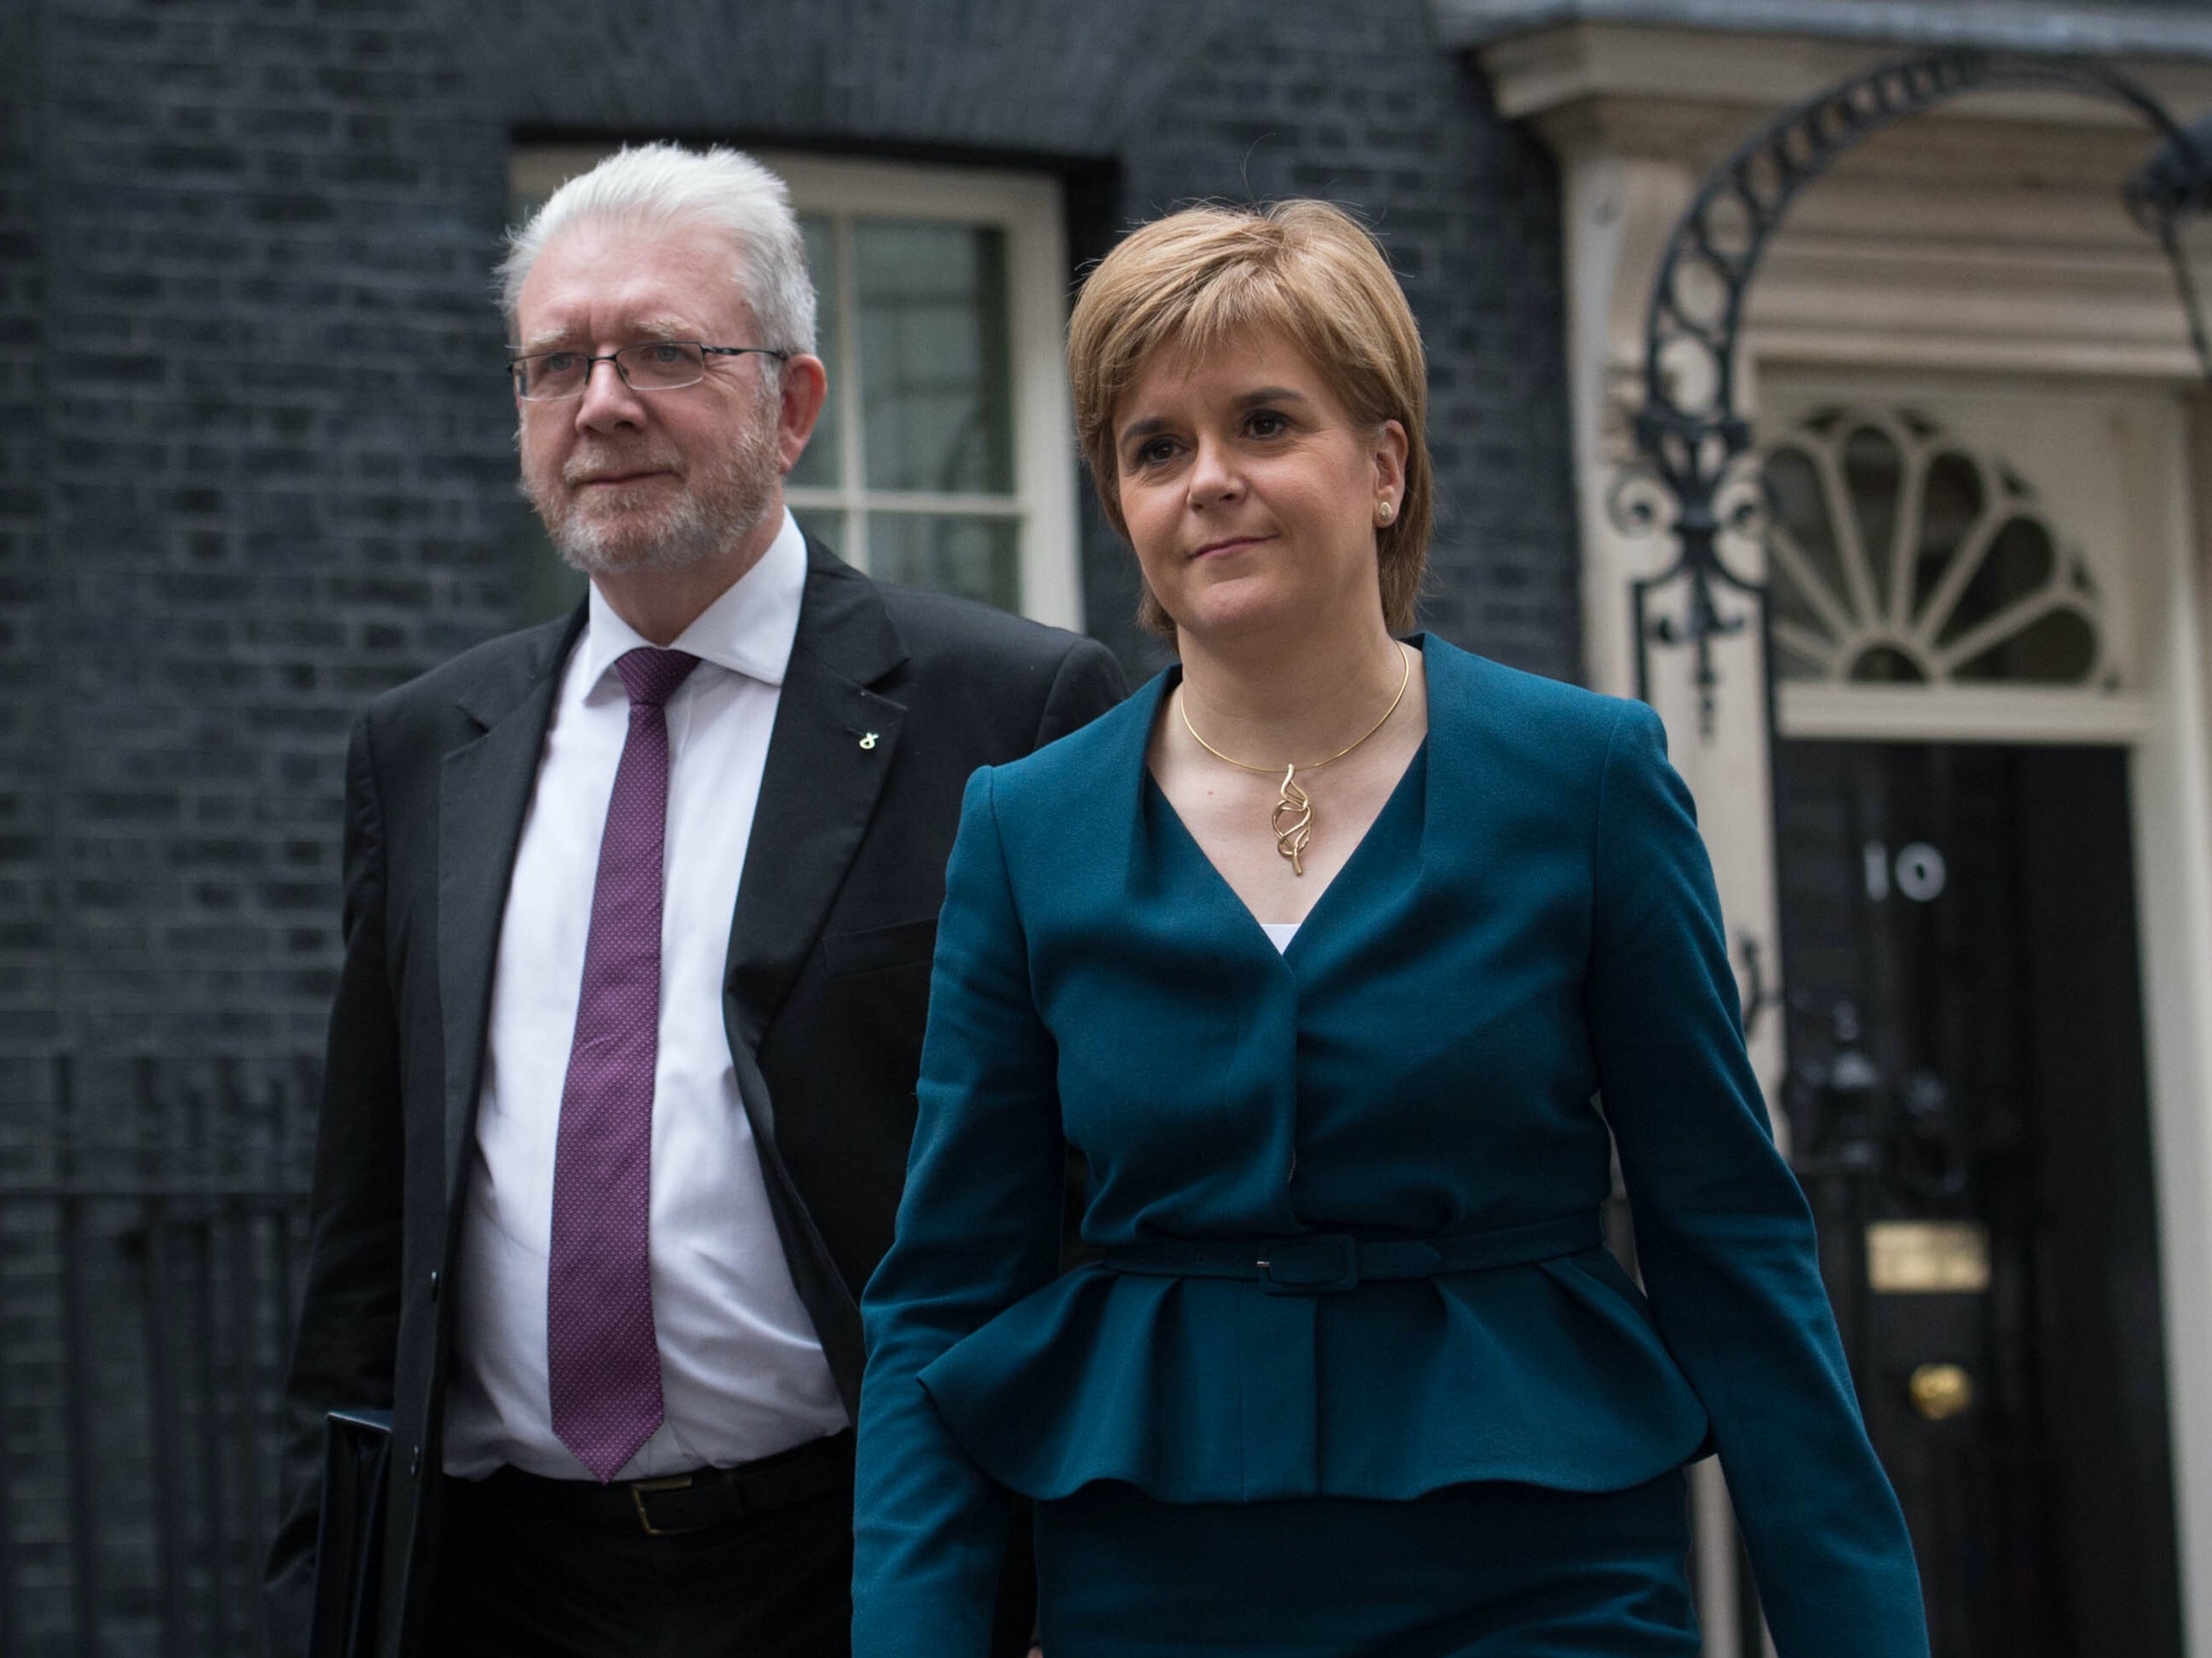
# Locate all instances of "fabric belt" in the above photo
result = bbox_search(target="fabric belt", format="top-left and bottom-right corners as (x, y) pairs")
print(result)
(468, 1429), (854, 1537)
(1101, 1211), (1603, 1296)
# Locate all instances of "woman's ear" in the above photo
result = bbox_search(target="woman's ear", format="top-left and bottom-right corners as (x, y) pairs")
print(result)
(1373, 418), (1409, 513)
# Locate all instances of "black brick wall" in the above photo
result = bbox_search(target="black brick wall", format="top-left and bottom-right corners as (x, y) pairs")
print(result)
(3, 0), (1581, 1067)
(0, 9), (1582, 1637)
(467, 0), (1581, 677)
(29, 0), (519, 1061)
(1, 2), (52, 1055)
(9, 3), (2194, 1653)
(1110, 0), (1577, 674)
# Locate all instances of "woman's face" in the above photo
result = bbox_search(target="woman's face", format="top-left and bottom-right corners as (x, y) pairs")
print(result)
(1112, 326), (1406, 646)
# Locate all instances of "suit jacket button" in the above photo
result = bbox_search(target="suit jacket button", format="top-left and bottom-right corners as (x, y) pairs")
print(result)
(409, 1445), (422, 1479)
(428, 1270), (441, 1303)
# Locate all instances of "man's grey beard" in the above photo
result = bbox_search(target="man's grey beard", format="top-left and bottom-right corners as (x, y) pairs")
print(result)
(521, 387), (784, 578)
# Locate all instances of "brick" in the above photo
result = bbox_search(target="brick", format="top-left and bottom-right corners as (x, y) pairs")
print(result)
(0, 0), (1602, 1252)
(0, 1), (1620, 1636)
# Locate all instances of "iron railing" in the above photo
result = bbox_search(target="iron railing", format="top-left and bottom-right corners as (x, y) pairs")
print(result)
(0, 1054), (318, 1658)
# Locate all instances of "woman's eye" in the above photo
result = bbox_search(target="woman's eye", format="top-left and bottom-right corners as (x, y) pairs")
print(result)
(1247, 410), (1288, 438)
(1133, 438), (1179, 468)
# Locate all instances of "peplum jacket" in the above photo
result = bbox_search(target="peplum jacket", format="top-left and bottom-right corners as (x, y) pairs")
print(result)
(851, 635), (1927, 1657)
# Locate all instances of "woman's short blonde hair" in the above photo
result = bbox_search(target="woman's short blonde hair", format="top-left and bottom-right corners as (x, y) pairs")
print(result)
(1067, 199), (1432, 636)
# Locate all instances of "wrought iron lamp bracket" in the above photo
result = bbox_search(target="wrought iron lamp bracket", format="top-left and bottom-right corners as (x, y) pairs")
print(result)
(1626, 46), (2212, 736)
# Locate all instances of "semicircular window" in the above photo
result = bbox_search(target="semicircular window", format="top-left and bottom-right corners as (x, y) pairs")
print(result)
(1758, 407), (2110, 690)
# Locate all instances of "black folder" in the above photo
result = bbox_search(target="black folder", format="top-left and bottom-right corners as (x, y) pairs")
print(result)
(308, 1406), (392, 1658)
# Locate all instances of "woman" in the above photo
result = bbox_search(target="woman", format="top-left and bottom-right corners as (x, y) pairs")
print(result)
(851, 201), (1926, 1657)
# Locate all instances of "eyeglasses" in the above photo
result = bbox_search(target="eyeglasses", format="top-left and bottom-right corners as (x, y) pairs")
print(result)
(507, 340), (791, 402)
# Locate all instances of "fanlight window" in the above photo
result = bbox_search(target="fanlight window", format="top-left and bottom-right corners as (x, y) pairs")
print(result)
(1759, 408), (2111, 689)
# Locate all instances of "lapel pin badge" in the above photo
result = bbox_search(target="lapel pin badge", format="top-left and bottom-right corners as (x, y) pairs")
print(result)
(859, 732), (879, 750)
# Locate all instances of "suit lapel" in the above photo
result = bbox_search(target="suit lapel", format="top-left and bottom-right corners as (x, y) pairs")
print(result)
(1106, 666), (1171, 884)
(1413, 633), (1476, 866)
(438, 608), (584, 1209)
(723, 537), (909, 1050)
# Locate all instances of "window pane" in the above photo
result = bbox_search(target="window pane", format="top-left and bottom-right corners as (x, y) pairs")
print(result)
(789, 214), (840, 491)
(1950, 607), (2098, 683)
(1935, 516), (2055, 648)
(867, 513), (1018, 610)
(520, 516), (586, 624)
(856, 222), (1013, 495)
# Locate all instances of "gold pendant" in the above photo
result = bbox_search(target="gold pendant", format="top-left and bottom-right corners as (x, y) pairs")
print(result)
(1270, 764), (1314, 876)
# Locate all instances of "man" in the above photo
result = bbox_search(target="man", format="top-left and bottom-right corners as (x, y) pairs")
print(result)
(264, 143), (1123, 1658)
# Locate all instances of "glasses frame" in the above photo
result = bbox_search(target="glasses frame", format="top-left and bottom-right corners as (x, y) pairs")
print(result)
(507, 340), (793, 403)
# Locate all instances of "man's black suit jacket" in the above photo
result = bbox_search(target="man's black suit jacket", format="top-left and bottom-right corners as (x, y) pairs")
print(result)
(264, 536), (1126, 1657)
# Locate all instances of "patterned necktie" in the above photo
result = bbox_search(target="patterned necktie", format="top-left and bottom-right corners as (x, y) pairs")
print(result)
(547, 644), (700, 1483)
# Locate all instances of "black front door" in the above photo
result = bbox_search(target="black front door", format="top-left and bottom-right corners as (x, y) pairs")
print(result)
(1772, 740), (2181, 1658)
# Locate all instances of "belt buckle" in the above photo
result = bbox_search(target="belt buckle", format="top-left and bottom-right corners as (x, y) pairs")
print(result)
(629, 1473), (696, 1536)
(1258, 1233), (1358, 1295)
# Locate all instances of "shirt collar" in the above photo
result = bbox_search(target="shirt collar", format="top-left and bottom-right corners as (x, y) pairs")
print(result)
(576, 509), (809, 700)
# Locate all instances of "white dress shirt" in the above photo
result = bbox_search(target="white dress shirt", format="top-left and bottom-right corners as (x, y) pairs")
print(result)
(444, 512), (850, 1482)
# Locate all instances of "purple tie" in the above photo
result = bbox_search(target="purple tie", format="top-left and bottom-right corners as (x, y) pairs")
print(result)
(547, 645), (699, 1483)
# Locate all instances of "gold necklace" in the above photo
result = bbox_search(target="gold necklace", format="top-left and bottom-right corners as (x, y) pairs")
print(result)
(1176, 642), (1413, 876)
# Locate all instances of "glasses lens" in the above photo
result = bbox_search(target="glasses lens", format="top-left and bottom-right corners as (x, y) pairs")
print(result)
(617, 341), (706, 390)
(515, 350), (589, 401)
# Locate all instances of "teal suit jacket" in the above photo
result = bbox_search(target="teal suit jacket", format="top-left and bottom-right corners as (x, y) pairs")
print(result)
(853, 637), (1926, 1656)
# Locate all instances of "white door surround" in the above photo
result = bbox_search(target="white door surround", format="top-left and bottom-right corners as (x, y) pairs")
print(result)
(1468, 19), (2212, 1658)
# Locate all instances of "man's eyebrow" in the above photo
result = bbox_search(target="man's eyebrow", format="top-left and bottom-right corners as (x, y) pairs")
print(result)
(515, 315), (705, 354)
(629, 314), (705, 342)
(1118, 386), (1311, 446)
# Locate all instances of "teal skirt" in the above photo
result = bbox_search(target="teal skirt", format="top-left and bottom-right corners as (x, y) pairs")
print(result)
(1033, 1472), (1701, 1657)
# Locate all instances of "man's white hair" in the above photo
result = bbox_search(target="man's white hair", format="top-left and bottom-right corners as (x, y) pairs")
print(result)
(499, 143), (817, 354)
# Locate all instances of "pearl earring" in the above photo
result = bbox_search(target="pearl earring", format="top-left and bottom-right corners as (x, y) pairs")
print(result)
(1377, 500), (1395, 525)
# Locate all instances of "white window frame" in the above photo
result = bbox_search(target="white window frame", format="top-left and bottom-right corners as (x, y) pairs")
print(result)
(509, 146), (1084, 631)
(765, 154), (1083, 631)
